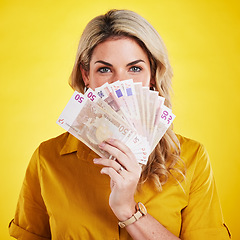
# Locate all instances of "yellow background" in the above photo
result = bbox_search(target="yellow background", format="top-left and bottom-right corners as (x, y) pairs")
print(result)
(1, 0), (239, 238)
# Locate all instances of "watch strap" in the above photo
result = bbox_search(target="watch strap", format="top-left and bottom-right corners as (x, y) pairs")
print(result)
(118, 210), (142, 228)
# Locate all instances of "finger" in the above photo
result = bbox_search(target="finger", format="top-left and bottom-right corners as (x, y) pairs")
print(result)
(101, 166), (140, 193)
(100, 167), (123, 185)
(93, 158), (127, 176)
(106, 138), (137, 161)
(99, 142), (135, 172)
(102, 139), (140, 171)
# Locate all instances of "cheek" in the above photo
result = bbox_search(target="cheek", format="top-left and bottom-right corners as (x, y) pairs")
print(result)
(88, 75), (110, 90)
(88, 80), (100, 90)
(143, 70), (152, 87)
(87, 71), (99, 89)
(132, 78), (150, 87)
(134, 73), (151, 87)
(141, 78), (150, 87)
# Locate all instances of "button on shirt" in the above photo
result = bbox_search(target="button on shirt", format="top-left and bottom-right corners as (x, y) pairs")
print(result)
(9, 133), (231, 239)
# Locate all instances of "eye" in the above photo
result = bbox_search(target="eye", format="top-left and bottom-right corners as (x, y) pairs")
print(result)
(129, 66), (142, 72)
(98, 67), (111, 73)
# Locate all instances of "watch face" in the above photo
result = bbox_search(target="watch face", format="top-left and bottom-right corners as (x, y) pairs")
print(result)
(138, 202), (147, 215)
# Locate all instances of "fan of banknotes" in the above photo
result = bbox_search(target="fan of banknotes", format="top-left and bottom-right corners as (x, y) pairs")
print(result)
(57, 79), (175, 165)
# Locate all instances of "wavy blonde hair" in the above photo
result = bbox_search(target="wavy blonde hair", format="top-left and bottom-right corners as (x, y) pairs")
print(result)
(69, 9), (185, 191)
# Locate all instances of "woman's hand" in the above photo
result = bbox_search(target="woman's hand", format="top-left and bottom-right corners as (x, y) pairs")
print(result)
(93, 138), (142, 221)
(93, 138), (181, 240)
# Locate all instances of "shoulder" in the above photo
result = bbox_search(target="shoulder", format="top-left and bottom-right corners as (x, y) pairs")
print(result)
(176, 134), (210, 169)
(176, 134), (213, 189)
(37, 132), (80, 162)
(176, 134), (204, 152)
(40, 132), (70, 147)
(39, 132), (70, 153)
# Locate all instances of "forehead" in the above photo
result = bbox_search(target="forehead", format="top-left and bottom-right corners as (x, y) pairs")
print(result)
(90, 37), (149, 61)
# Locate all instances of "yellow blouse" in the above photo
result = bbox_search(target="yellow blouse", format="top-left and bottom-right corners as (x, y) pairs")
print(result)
(9, 132), (231, 239)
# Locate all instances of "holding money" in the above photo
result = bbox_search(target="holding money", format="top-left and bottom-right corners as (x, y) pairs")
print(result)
(10, 10), (230, 240)
(57, 80), (175, 165)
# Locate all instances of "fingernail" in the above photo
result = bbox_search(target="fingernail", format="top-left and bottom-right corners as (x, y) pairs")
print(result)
(93, 158), (99, 163)
(99, 142), (106, 148)
(107, 138), (114, 143)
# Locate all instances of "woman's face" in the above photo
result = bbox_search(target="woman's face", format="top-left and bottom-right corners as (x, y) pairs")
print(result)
(81, 37), (152, 90)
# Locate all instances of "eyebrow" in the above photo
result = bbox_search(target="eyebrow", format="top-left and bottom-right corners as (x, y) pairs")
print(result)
(94, 59), (145, 67)
(94, 60), (112, 66)
(126, 59), (145, 66)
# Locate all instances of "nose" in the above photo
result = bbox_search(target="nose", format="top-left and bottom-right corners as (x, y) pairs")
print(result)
(110, 69), (129, 83)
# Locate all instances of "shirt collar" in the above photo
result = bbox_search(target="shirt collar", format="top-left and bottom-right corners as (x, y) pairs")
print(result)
(60, 133), (96, 159)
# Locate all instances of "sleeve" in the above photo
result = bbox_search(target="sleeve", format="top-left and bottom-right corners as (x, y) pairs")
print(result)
(180, 144), (231, 240)
(9, 147), (51, 240)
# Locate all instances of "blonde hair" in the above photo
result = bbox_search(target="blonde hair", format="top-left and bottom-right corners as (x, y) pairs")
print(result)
(70, 9), (185, 190)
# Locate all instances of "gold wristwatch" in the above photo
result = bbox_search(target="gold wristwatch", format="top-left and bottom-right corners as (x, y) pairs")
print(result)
(118, 202), (147, 228)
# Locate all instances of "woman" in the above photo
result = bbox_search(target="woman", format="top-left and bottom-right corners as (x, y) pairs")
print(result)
(9, 9), (231, 239)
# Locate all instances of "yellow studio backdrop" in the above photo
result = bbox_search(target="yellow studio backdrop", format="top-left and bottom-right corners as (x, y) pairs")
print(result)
(0, 0), (239, 238)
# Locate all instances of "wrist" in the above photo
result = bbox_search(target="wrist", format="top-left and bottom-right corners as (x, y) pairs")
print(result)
(117, 202), (136, 221)
(113, 202), (136, 221)
(118, 202), (147, 228)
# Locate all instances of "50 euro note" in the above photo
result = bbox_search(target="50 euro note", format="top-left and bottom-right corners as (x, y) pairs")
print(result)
(84, 88), (130, 128)
(121, 79), (143, 135)
(108, 81), (138, 129)
(142, 87), (149, 138)
(86, 85), (150, 164)
(57, 91), (136, 160)
(148, 95), (165, 141)
(147, 90), (160, 141)
(150, 104), (175, 152)
(134, 82), (147, 137)
(95, 83), (133, 128)
(124, 132), (150, 165)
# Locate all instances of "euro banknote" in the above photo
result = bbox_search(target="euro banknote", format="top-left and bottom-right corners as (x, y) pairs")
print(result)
(57, 80), (175, 165)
